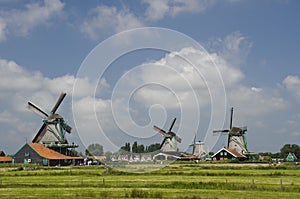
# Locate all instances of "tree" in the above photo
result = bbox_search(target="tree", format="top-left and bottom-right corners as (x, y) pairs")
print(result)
(280, 144), (300, 158)
(137, 144), (145, 153)
(85, 143), (104, 156)
(146, 143), (161, 152)
(121, 142), (131, 152)
(104, 151), (112, 161)
(132, 141), (138, 153)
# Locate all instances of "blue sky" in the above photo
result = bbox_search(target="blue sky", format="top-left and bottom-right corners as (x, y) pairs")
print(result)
(0, 0), (300, 154)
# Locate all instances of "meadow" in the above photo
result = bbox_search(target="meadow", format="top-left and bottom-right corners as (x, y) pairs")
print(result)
(0, 162), (299, 198)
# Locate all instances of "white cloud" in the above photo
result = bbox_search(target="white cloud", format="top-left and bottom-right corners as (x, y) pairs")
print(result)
(117, 45), (244, 111)
(0, 0), (64, 40)
(228, 86), (287, 117)
(251, 87), (263, 92)
(81, 6), (144, 40)
(79, 1), (242, 40)
(143, 0), (214, 21)
(0, 18), (6, 41)
(283, 75), (300, 101)
(0, 58), (109, 99)
(208, 31), (252, 68)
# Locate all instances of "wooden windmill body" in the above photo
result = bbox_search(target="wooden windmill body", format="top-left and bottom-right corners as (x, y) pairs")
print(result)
(213, 107), (249, 156)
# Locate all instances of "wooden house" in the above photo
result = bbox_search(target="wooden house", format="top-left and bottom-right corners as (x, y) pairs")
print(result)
(14, 143), (83, 166)
(211, 147), (247, 161)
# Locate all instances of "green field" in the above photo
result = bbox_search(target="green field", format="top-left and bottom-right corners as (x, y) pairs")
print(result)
(0, 162), (300, 198)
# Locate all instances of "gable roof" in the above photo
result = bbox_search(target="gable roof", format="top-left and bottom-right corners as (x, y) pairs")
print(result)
(211, 147), (246, 158)
(29, 143), (82, 160)
(0, 151), (5, 156)
(226, 148), (246, 158)
(286, 152), (297, 161)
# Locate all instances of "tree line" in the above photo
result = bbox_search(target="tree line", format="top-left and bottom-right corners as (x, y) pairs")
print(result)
(258, 144), (300, 159)
(85, 142), (161, 156)
(84, 142), (300, 160)
(120, 141), (161, 153)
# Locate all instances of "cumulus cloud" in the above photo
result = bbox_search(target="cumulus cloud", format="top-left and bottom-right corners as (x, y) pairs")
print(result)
(208, 31), (252, 68)
(0, 59), (103, 98)
(283, 75), (300, 101)
(79, 1), (242, 40)
(118, 44), (283, 118)
(0, 0), (64, 40)
(143, 0), (214, 21)
(81, 6), (144, 40)
(118, 46), (243, 110)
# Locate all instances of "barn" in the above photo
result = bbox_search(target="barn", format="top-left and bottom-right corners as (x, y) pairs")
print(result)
(212, 147), (247, 161)
(14, 143), (83, 166)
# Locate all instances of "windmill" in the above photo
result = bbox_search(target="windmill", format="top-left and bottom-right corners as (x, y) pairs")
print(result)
(27, 92), (73, 147)
(190, 137), (206, 157)
(213, 107), (249, 155)
(153, 118), (182, 152)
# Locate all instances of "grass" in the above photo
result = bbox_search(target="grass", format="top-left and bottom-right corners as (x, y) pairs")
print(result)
(0, 162), (299, 198)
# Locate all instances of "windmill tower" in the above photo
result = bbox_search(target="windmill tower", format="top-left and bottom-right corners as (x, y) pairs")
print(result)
(213, 107), (249, 155)
(27, 92), (78, 155)
(188, 133), (206, 158)
(153, 118), (182, 152)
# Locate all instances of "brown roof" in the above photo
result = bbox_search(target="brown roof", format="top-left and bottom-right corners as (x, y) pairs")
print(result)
(0, 156), (12, 162)
(226, 148), (246, 158)
(87, 156), (106, 161)
(29, 143), (82, 160)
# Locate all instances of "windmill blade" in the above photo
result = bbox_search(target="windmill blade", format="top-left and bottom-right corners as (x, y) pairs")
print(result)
(32, 123), (47, 143)
(230, 107), (234, 129)
(240, 126), (247, 132)
(27, 102), (48, 119)
(153, 125), (167, 136)
(64, 124), (72, 133)
(174, 135), (182, 143)
(168, 118), (176, 132)
(160, 137), (167, 149)
(51, 92), (66, 114)
(213, 129), (229, 133)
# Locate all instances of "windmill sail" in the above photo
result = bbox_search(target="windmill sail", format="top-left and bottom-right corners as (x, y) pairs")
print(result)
(153, 118), (181, 152)
(212, 107), (249, 155)
(28, 92), (71, 144)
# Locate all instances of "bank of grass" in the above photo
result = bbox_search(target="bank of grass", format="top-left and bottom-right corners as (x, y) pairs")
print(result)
(0, 162), (299, 198)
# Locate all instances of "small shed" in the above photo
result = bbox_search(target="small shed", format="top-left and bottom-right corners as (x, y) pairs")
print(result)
(14, 143), (83, 166)
(211, 147), (247, 161)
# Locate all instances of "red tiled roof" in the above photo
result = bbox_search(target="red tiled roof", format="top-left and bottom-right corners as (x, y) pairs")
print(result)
(226, 148), (246, 158)
(29, 143), (82, 160)
(211, 147), (247, 159)
(0, 156), (12, 162)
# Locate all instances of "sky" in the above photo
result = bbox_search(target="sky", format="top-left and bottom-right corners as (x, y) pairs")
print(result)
(0, 0), (300, 155)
